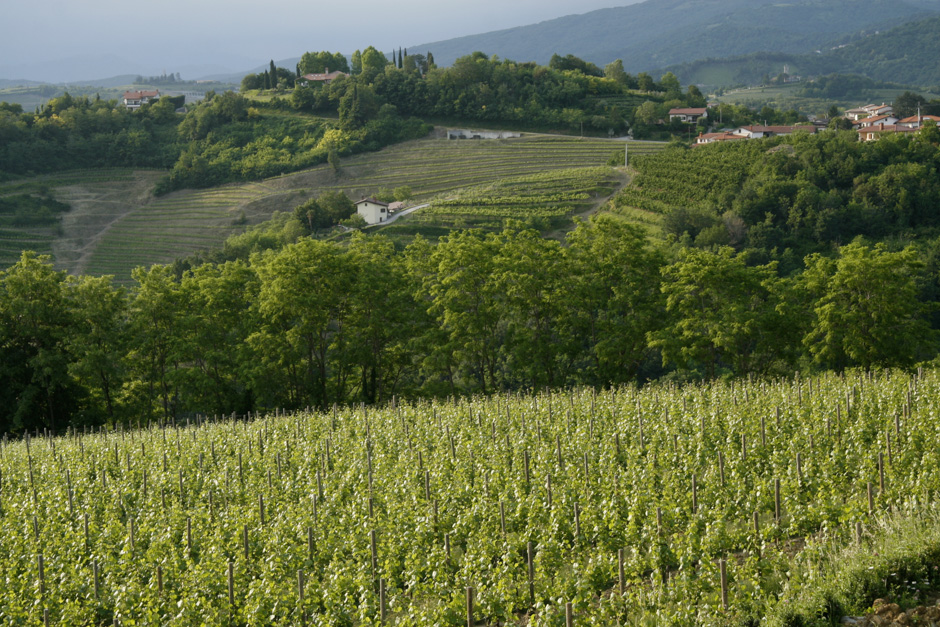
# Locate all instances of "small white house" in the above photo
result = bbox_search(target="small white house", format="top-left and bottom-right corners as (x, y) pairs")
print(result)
(122, 90), (160, 110)
(356, 198), (390, 225)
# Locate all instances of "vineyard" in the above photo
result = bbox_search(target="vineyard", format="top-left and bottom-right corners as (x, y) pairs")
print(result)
(2, 370), (939, 625)
(393, 167), (621, 234)
(0, 134), (664, 282)
(612, 143), (755, 220)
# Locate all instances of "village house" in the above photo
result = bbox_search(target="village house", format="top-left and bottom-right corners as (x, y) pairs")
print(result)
(695, 131), (742, 145)
(844, 103), (894, 121)
(300, 69), (348, 86)
(356, 198), (389, 225)
(122, 90), (160, 110)
(668, 107), (708, 124)
(853, 114), (899, 129)
(897, 114), (940, 128)
(857, 123), (917, 142)
(733, 125), (816, 139)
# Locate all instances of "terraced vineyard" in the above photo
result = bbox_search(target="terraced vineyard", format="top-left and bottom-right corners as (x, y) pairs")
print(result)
(389, 167), (622, 235)
(1, 370), (937, 625)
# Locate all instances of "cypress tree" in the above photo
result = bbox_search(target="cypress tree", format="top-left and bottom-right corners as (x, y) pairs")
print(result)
(398, 48), (403, 69)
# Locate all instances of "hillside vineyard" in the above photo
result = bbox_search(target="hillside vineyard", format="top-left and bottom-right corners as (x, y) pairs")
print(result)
(0, 370), (935, 625)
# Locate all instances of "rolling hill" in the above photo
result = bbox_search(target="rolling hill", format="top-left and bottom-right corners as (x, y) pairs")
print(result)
(411, 0), (940, 72)
(666, 14), (940, 88)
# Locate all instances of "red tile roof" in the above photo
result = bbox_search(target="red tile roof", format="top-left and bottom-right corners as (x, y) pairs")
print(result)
(898, 115), (940, 124)
(302, 71), (348, 82)
(669, 108), (707, 116)
(123, 90), (159, 100)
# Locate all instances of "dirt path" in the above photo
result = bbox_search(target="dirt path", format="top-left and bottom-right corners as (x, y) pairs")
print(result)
(544, 167), (631, 240)
(51, 171), (162, 275)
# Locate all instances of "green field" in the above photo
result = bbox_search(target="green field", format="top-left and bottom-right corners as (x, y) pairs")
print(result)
(0, 134), (664, 282)
(0, 371), (937, 625)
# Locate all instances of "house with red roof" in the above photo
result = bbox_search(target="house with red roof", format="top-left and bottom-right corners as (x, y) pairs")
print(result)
(857, 123), (917, 142)
(732, 125), (816, 139)
(695, 132), (742, 145)
(668, 108), (708, 124)
(897, 114), (940, 128)
(853, 114), (899, 129)
(300, 69), (348, 86)
(122, 90), (160, 110)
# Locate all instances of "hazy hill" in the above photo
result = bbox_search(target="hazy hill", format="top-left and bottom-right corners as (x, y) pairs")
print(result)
(412, 0), (939, 71)
(666, 14), (940, 88)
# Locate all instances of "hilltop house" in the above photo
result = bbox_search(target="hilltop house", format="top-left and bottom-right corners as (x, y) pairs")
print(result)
(356, 198), (389, 225)
(300, 69), (348, 85)
(122, 90), (160, 109)
(668, 107), (707, 124)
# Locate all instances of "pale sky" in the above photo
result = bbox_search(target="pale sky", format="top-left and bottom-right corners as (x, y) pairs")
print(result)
(0, 0), (639, 83)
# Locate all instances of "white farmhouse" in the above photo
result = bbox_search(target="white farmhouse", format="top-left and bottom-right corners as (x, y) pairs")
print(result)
(356, 198), (390, 225)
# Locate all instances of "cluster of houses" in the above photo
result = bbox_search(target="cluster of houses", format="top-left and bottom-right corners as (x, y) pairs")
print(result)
(845, 102), (940, 141)
(675, 101), (939, 146)
(694, 124), (818, 146)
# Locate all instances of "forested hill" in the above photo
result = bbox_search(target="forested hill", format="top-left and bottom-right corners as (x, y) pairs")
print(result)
(411, 0), (939, 71)
(667, 14), (940, 88)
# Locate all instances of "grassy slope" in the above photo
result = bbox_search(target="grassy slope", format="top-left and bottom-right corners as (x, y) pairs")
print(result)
(0, 134), (664, 282)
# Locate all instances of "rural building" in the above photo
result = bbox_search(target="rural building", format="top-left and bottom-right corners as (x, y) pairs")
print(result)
(695, 131), (743, 145)
(388, 201), (405, 213)
(853, 114), (899, 129)
(844, 103), (894, 120)
(300, 70), (348, 85)
(356, 198), (390, 225)
(897, 114), (940, 128)
(122, 90), (160, 109)
(857, 123), (917, 142)
(733, 125), (816, 139)
(668, 107), (707, 124)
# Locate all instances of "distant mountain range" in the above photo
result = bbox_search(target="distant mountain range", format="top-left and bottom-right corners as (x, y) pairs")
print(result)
(411, 0), (940, 72)
(664, 14), (940, 88)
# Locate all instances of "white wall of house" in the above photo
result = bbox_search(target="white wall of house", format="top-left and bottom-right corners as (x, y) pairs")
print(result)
(357, 200), (389, 225)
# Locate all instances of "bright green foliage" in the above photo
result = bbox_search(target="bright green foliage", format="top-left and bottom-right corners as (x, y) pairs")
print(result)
(653, 246), (795, 377)
(0, 371), (938, 625)
(298, 51), (349, 75)
(802, 243), (937, 370)
(0, 252), (75, 432)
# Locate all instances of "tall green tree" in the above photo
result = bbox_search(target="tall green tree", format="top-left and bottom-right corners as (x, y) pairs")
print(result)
(802, 243), (936, 370)
(652, 247), (793, 377)
(560, 216), (664, 385)
(127, 265), (184, 420)
(0, 252), (76, 433)
(252, 239), (355, 409)
(66, 274), (127, 423)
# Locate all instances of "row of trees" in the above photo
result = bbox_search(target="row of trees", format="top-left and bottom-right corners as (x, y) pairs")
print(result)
(2, 216), (934, 433)
(284, 49), (711, 135)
